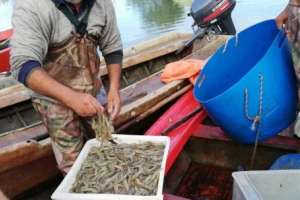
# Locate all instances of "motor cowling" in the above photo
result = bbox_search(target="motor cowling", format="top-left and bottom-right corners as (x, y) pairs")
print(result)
(190, 0), (236, 35)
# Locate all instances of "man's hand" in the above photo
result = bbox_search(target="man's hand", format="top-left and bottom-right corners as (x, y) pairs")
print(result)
(276, 7), (289, 29)
(107, 88), (121, 120)
(106, 62), (122, 120)
(26, 69), (103, 117)
(66, 92), (104, 117)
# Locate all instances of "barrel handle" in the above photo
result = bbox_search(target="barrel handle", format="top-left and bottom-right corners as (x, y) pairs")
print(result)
(222, 33), (239, 54)
(197, 74), (206, 89)
(243, 74), (264, 132)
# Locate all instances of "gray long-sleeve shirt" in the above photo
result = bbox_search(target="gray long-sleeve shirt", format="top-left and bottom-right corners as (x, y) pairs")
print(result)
(10, 0), (123, 79)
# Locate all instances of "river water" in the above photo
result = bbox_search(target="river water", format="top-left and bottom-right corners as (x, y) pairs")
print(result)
(0, 0), (289, 47)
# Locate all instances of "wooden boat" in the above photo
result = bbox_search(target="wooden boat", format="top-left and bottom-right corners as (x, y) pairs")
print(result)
(5, 33), (298, 200)
(0, 31), (196, 138)
(0, 32), (228, 199)
(14, 86), (300, 200)
(146, 89), (300, 200)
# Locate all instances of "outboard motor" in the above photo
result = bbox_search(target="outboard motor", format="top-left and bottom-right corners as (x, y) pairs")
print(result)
(177, 0), (236, 54)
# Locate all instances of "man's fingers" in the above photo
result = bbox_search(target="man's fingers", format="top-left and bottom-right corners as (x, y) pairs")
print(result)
(86, 100), (98, 116)
(107, 100), (113, 114)
(110, 102), (120, 120)
(276, 20), (284, 29)
(111, 106), (117, 120)
(90, 97), (104, 113)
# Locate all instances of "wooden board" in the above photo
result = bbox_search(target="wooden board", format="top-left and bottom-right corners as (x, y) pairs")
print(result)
(0, 84), (30, 110)
(99, 32), (192, 75)
(0, 124), (46, 149)
(0, 32), (192, 109)
(116, 74), (189, 126)
(0, 139), (59, 199)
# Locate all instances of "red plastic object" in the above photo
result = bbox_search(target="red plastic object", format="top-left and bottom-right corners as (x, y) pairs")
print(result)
(163, 193), (190, 200)
(0, 29), (12, 73)
(0, 29), (12, 41)
(146, 89), (207, 174)
(0, 47), (10, 72)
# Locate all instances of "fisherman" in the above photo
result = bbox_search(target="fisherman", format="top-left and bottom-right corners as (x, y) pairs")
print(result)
(276, 0), (300, 137)
(10, 0), (122, 174)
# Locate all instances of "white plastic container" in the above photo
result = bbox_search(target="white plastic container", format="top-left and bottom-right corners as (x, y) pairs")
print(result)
(232, 170), (300, 200)
(51, 134), (170, 200)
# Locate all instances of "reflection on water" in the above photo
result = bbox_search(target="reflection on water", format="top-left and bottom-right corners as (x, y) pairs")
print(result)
(127, 0), (185, 28)
(114, 0), (192, 47)
(0, 0), (290, 47)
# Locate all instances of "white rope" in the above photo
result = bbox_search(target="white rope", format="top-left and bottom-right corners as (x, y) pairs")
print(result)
(244, 74), (264, 132)
(222, 33), (239, 54)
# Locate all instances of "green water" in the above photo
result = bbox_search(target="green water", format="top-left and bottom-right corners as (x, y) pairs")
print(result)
(0, 0), (288, 47)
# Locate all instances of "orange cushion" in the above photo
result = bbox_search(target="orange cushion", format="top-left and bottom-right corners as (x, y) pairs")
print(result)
(160, 59), (206, 85)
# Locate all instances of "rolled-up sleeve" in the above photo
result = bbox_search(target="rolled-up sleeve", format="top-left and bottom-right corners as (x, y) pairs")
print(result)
(10, 0), (50, 81)
(104, 50), (123, 65)
(98, 0), (123, 56)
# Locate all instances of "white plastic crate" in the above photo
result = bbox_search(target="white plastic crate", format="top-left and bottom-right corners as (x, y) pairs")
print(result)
(232, 170), (300, 200)
(51, 134), (170, 200)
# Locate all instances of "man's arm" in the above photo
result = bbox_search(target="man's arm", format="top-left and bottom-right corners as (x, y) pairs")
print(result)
(291, 0), (300, 5)
(106, 63), (121, 120)
(99, 0), (123, 120)
(276, 6), (288, 29)
(27, 69), (103, 116)
(10, 0), (103, 117)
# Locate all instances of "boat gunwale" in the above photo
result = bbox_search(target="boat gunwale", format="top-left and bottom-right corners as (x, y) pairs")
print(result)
(0, 32), (192, 109)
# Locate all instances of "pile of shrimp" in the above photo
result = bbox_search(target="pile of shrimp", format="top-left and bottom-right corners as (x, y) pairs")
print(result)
(71, 142), (164, 195)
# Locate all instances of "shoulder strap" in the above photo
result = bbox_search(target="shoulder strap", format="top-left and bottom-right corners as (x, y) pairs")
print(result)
(51, 0), (96, 36)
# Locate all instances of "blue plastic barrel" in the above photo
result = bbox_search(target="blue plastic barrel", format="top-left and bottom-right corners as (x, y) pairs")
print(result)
(194, 20), (298, 144)
(270, 154), (300, 170)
